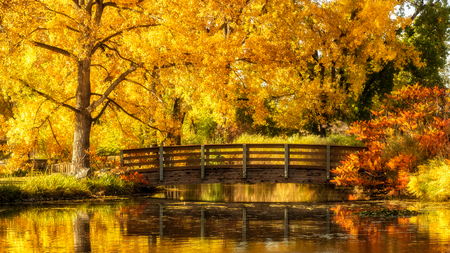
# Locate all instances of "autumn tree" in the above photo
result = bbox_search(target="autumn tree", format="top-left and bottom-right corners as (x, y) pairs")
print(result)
(215, 0), (422, 135)
(350, 0), (450, 120)
(0, 0), (203, 173)
(0, 0), (434, 174)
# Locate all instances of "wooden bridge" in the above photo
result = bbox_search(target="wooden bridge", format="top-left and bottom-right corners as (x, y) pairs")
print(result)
(121, 144), (367, 187)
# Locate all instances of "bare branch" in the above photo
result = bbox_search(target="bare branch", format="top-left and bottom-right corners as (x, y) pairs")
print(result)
(87, 63), (143, 112)
(33, 41), (75, 58)
(18, 79), (79, 112)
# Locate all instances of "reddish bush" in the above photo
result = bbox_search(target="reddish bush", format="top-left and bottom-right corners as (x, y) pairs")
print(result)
(332, 84), (450, 193)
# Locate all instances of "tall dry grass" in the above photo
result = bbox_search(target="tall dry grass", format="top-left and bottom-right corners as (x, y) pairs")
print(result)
(407, 158), (450, 201)
(233, 133), (363, 146)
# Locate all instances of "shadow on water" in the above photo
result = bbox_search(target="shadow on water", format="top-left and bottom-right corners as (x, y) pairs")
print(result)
(152, 183), (351, 202)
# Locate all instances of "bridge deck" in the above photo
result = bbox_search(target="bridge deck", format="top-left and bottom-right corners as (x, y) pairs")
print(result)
(120, 144), (366, 187)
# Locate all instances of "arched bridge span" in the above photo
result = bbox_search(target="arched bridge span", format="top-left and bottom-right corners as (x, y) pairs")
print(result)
(120, 144), (367, 187)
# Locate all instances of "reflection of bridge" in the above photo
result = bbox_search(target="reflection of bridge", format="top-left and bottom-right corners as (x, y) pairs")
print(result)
(125, 201), (334, 241)
(120, 144), (366, 187)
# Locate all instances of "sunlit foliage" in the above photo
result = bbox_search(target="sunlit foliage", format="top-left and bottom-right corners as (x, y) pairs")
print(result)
(0, 0), (430, 172)
(408, 158), (450, 201)
(332, 85), (450, 194)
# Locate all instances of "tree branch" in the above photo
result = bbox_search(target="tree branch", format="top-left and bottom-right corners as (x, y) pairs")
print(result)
(93, 0), (104, 26)
(92, 99), (110, 122)
(33, 41), (75, 58)
(72, 0), (80, 8)
(92, 24), (160, 54)
(87, 63), (143, 112)
(124, 78), (165, 105)
(18, 79), (79, 112)
(91, 93), (163, 132)
(48, 118), (62, 150)
(86, 0), (95, 15)
(101, 44), (136, 64)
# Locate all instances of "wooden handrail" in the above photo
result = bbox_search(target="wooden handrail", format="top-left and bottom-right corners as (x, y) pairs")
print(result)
(121, 144), (367, 182)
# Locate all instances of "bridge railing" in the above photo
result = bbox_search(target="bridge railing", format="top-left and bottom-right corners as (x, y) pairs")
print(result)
(121, 144), (367, 181)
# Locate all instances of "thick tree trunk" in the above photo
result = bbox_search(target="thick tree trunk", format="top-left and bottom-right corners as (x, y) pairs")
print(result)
(72, 59), (92, 174)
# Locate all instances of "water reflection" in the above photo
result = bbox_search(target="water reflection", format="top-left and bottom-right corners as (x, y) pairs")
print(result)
(73, 211), (91, 252)
(1, 200), (450, 252)
(155, 183), (351, 202)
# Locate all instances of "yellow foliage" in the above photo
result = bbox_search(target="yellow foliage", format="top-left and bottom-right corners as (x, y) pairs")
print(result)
(407, 158), (450, 201)
(0, 0), (422, 168)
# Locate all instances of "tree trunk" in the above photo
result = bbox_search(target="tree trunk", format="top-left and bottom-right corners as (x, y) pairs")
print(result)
(72, 59), (92, 173)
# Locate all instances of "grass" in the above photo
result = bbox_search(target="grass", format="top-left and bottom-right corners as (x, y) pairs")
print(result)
(233, 133), (363, 146)
(407, 158), (450, 201)
(0, 174), (137, 203)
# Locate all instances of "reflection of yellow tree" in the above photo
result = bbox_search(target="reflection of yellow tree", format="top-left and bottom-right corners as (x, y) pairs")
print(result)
(409, 209), (450, 243)
(0, 204), (140, 253)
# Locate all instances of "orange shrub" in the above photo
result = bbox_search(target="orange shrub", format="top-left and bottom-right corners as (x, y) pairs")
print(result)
(332, 84), (450, 194)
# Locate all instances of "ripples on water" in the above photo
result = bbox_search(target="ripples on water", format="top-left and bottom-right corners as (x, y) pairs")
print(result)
(1, 184), (450, 252)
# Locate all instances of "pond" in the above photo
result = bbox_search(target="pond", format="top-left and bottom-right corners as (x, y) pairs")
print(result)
(1, 183), (450, 252)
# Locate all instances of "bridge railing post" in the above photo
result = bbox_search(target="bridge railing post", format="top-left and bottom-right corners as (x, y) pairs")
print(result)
(159, 146), (164, 182)
(243, 144), (247, 179)
(326, 145), (331, 180)
(284, 144), (289, 179)
(201, 145), (205, 179)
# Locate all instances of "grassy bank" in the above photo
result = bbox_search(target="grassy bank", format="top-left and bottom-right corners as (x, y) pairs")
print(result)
(0, 174), (138, 203)
(233, 133), (363, 146)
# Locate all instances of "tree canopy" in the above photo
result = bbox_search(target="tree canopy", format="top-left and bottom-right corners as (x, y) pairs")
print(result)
(0, 0), (447, 173)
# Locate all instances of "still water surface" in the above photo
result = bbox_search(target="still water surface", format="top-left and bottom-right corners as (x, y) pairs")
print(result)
(1, 184), (450, 252)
